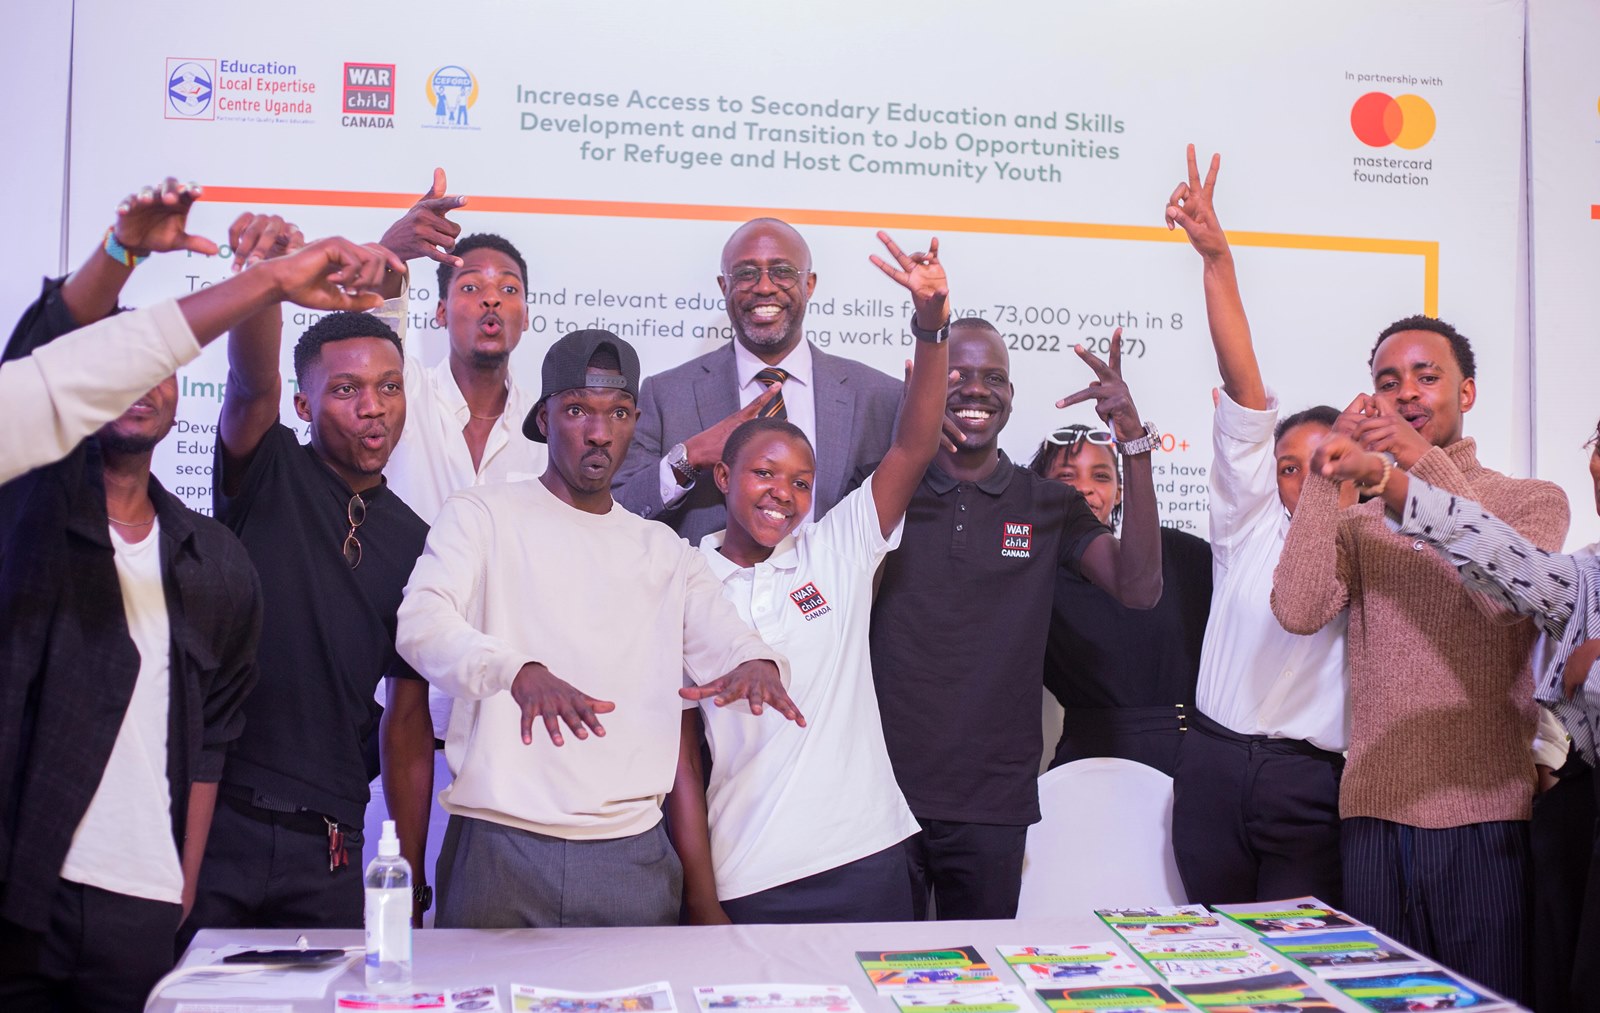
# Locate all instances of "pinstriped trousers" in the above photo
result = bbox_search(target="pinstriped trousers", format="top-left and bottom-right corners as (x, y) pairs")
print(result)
(1341, 816), (1531, 1006)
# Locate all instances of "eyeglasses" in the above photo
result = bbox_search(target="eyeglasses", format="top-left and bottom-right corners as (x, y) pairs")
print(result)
(343, 493), (366, 569)
(723, 264), (809, 290)
(1046, 424), (1115, 447)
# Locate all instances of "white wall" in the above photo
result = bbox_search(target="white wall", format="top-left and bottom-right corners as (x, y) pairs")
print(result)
(1, 5), (73, 320)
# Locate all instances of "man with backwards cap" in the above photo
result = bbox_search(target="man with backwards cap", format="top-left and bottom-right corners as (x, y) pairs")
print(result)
(396, 329), (799, 928)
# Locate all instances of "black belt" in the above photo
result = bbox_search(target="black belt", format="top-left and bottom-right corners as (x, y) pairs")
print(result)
(1189, 709), (1344, 764)
(1061, 704), (1190, 734)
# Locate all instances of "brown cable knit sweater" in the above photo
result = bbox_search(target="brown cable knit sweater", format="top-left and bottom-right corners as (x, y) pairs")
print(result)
(1271, 438), (1570, 828)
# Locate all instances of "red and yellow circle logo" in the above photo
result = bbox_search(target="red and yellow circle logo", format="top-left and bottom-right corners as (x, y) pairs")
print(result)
(1350, 92), (1436, 149)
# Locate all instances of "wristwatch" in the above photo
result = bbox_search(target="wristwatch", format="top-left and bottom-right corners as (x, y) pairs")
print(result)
(667, 442), (699, 485)
(1116, 422), (1162, 457)
(909, 318), (950, 344)
(414, 883), (433, 913)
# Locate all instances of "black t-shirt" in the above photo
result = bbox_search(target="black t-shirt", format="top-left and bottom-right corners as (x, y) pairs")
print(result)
(214, 423), (427, 826)
(869, 453), (1109, 825)
(1045, 525), (1212, 711)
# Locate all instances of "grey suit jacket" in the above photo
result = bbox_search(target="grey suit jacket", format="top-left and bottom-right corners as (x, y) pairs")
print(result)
(613, 341), (903, 546)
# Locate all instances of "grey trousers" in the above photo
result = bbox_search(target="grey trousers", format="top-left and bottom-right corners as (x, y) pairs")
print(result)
(435, 815), (681, 928)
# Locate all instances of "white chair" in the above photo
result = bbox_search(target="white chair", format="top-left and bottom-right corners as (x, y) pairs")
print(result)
(1016, 757), (1187, 916)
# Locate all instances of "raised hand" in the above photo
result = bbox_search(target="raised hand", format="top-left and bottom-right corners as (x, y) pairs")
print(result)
(1333, 393), (1377, 439)
(228, 212), (304, 272)
(262, 237), (407, 312)
(510, 661), (616, 746)
(869, 231), (949, 331)
(680, 659), (806, 725)
(1054, 328), (1145, 441)
(379, 167), (466, 266)
(1353, 399), (1433, 469)
(112, 177), (219, 256)
(1166, 145), (1227, 260)
(1310, 432), (1385, 486)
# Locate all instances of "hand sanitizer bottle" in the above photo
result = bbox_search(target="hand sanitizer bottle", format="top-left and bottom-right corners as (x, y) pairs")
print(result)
(364, 819), (412, 989)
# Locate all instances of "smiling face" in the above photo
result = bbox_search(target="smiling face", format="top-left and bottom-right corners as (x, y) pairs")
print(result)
(535, 375), (637, 513)
(437, 247), (528, 369)
(96, 375), (179, 456)
(714, 427), (816, 559)
(293, 337), (406, 493)
(946, 324), (1014, 454)
(717, 220), (816, 361)
(1044, 441), (1121, 526)
(1370, 328), (1475, 449)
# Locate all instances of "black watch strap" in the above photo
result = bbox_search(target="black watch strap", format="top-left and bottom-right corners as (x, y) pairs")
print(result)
(413, 883), (433, 912)
(909, 318), (949, 344)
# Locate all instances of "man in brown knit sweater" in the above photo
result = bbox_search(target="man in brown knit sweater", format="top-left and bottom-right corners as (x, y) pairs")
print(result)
(1271, 316), (1569, 1005)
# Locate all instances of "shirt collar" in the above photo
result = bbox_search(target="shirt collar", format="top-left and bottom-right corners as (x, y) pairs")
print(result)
(430, 356), (522, 425)
(733, 338), (813, 392)
(924, 451), (1016, 496)
(699, 528), (801, 580)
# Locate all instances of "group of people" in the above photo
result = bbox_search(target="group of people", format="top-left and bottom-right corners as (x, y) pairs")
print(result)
(0, 149), (1594, 1013)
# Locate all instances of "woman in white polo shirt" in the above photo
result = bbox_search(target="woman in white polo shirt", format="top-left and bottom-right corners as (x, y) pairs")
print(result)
(681, 231), (950, 923)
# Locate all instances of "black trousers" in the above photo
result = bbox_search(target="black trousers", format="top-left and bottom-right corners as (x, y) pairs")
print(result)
(903, 818), (1028, 921)
(1170, 710), (1344, 906)
(1051, 704), (1188, 776)
(180, 791), (363, 949)
(1342, 815), (1531, 1007)
(721, 841), (914, 924)
(0, 880), (182, 1013)
(1531, 754), (1598, 1013)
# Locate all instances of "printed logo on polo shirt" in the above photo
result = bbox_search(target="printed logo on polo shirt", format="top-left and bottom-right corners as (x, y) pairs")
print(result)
(789, 582), (832, 621)
(1002, 521), (1033, 559)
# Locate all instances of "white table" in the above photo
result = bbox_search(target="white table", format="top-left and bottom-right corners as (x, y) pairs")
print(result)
(154, 918), (1524, 1012)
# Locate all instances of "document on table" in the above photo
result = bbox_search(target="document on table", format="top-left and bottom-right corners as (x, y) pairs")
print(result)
(159, 945), (360, 1000)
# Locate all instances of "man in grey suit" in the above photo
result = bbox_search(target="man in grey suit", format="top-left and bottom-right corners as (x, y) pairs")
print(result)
(613, 218), (904, 546)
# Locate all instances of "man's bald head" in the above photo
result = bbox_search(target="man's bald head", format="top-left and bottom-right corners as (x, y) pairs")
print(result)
(717, 218), (818, 361)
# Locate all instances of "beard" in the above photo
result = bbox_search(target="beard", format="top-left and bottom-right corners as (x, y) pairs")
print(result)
(468, 347), (511, 370)
(95, 428), (164, 456)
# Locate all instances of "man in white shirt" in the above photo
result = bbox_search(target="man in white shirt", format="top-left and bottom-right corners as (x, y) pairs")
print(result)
(612, 218), (903, 547)
(371, 173), (547, 921)
(397, 328), (797, 929)
(1164, 147), (1351, 904)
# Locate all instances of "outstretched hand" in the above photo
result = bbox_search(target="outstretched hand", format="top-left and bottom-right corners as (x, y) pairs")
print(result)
(680, 381), (785, 474)
(112, 177), (219, 256)
(1054, 328), (1144, 440)
(1310, 432), (1385, 486)
(1165, 145), (1228, 261)
(680, 660), (806, 725)
(263, 237), (407, 312)
(870, 231), (949, 331)
(510, 661), (616, 746)
(380, 167), (466, 266)
(228, 213), (305, 272)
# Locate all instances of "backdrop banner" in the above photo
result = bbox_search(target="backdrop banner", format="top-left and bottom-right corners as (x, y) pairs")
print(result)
(67, 0), (1528, 524)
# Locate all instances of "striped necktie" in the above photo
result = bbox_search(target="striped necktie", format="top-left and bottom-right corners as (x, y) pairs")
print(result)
(754, 367), (791, 420)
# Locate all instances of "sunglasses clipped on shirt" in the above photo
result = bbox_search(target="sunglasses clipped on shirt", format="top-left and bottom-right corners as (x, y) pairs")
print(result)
(1046, 424), (1115, 448)
(342, 493), (366, 569)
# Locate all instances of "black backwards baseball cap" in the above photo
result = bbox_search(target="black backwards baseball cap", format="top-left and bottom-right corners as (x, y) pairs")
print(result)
(523, 329), (642, 442)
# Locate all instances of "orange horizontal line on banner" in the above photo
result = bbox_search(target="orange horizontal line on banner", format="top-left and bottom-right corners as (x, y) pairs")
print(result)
(202, 186), (1439, 315)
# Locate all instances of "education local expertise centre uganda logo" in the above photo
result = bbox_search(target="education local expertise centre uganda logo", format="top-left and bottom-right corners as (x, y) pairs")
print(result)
(165, 56), (316, 124)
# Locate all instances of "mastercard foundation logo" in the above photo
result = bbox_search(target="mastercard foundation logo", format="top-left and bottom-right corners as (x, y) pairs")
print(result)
(1350, 92), (1435, 149)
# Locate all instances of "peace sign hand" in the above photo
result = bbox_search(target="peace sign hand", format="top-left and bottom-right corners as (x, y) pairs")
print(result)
(869, 230), (949, 332)
(1054, 328), (1145, 440)
(1166, 144), (1228, 261)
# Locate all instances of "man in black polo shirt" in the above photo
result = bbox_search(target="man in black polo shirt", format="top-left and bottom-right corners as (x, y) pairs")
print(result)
(869, 319), (1163, 920)
(184, 223), (430, 936)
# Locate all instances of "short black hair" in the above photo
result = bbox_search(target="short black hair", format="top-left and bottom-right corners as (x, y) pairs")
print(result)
(437, 233), (529, 294)
(1274, 405), (1340, 443)
(293, 312), (402, 387)
(949, 317), (1001, 339)
(721, 418), (812, 469)
(1368, 315), (1476, 380)
(1027, 437), (1123, 527)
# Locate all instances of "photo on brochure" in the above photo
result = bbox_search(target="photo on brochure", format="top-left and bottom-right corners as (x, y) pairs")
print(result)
(512, 982), (676, 1013)
(856, 947), (1000, 991)
(1127, 938), (1284, 983)
(996, 944), (1152, 986)
(1211, 898), (1365, 936)
(887, 983), (1033, 1012)
(1264, 930), (1425, 973)
(1326, 970), (1507, 1012)
(1174, 972), (1339, 1012)
(1034, 983), (1186, 1012)
(1094, 906), (1232, 940)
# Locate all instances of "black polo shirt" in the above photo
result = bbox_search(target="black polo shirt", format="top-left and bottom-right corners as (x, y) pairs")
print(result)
(1045, 525), (1212, 710)
(214, 423), (427, 827)
(869, 452), (1109, 826)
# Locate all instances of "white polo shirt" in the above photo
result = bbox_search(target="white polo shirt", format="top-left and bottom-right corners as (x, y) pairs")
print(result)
(698, 475), (919, 900)
(659, 340), (818, 526)
(1194, 390), (1350, 752)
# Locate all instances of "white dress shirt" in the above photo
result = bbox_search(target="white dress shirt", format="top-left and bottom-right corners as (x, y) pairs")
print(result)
(2, 299), (201, 485)
(1194, 389), (1350, 752)
(374, 296), (546, 738)
(658, 340), (818, 525)
(697, 476), (919, 900)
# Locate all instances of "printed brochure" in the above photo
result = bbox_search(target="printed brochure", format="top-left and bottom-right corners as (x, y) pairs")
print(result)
(1127, 938), (1283, 983)
(691, 985), (861, 1012)
(855, 947), (1000, 991)
(1264, 930), (1424, 973)
(1093, 906), (1232, 941)
(887, 984), (1034, 1012)
(1033, 984), (1185, 1012)
(1211, 898), (1365, 936)
(1175, 972), (1338, 1011)
(511, 982), (675, 1013)
(996, 944), (1151, 986)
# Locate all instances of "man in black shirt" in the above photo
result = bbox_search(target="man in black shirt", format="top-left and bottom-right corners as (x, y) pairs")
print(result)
(184, 219), (430, 937)
(870, 319), (1163, 920)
